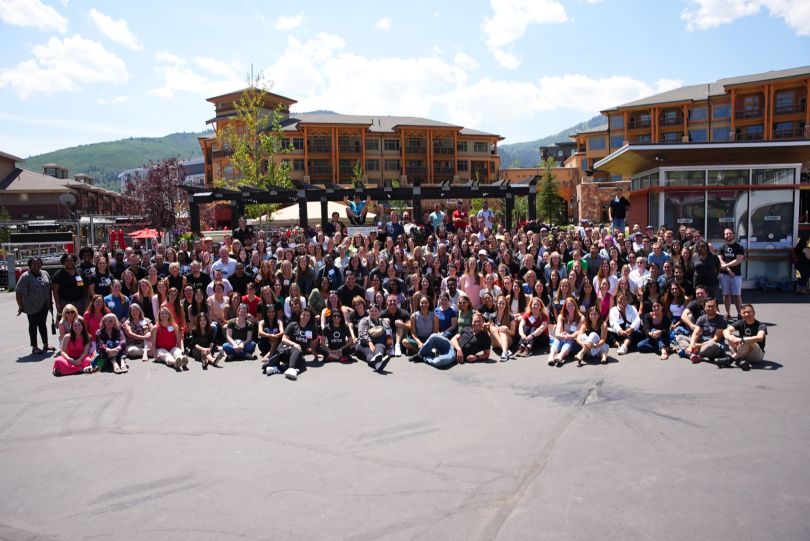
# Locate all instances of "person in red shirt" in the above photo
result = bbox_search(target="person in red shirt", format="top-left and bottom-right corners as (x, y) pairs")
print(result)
(241, 282), (261, 320)
(452, 200), (468, 231)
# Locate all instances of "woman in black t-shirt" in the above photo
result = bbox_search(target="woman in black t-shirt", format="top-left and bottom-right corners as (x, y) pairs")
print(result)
(257, 303), (284, 358)
(89, 257), (113, 298)
(263, 308), (319, 380)
(191, 312), (220, 369)
(321, 309), (354, 363)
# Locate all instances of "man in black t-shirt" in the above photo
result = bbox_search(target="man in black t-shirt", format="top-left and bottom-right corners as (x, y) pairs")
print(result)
(451, 312), (492, 364)
(228, 263), (253, 296)
(382, 294), (410, 356)
(723, 304), (766, 371)
(687, 298), (731, 367)
(185, 261), (211, 292)
(337, 272), (364, 308)
(692, 241), (721, 299)
(719, 228), (745, 320)
(608, 188), (631, 234)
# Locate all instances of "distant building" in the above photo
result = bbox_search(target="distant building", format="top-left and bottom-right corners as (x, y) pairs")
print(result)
(0, 151), (126, 220)
(539, 141), (576, 167)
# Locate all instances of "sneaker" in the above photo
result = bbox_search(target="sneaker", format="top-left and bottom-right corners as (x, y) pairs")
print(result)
(265, 366), (281, 376)
(284, 367), (299, 380)
(339, 355), (351, 364)
(375, 355), (390, 373)
(499, 352), (508, 362)
(202, 356), (208, 370)
(394, 344), (402, 357)
(737, 359), (751, 371)
(370, 352), (382, 369)
(715, 356), (733, 369)
(689, 353), (701, 364)
(430, 348), (438, 357)
(408, 354), (422, 363)
(617, 344), (628, 355)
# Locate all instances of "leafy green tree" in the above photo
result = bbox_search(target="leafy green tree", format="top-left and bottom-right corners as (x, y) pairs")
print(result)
(537, 157), (565, 224)
(351, 159), (364, 188)
(0, 206), (11, 243)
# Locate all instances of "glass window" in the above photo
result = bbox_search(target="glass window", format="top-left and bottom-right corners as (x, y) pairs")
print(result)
(774, 122), (795, 138)
(473, 142), (488, 153)
(457, 141), (468, 152)
(383, 139), (400, 151)
(610, 115), (624, 129)
(664, 170), (705, 187)
(689, 129), (707, 142)
(457, 160), (468, 172)
(589, 136), (606, 150)
(636, 134), (651, 143)
(610, 135), (624, 149)
(293, 159), (304, 171)
(775, 91), (795, 114)
(747, 189), (795, 279)
(741, 125), (764, 141)
(292, 137), (304, 150)
(689, 106), (708, 121)
(712, 103), (731, 119)
(712, 127), (730, 141)
(707, 169), (748, 186)
(384, 159), (400, 171)
(649, 192), (659, 228)
(365, 159), (379, 171)
(365, 138), (379, 151)
(752, 168), (794, 185)
(662, 131), (680, 142)
(706, 190), (748, 251)
(664, 191), (705, 231)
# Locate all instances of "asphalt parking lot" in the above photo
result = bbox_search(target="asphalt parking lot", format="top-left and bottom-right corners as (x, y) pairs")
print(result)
(1, 291), (808, 541)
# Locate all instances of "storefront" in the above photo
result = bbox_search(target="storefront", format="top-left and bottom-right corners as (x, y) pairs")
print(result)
(594, 141), (810, 286)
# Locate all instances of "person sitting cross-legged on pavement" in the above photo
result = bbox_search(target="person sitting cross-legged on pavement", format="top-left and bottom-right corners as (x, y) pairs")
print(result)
(608, 292), (642, 355)
(263, 308), (320, 380)
(686, 297), (732, 368)
(574, 306), (610, 366)
(722, 304), (767, 371)
(547, 297), (584, 367)
(637, 300), (672, 360)
(222, 304), (257, 361)
(354, 304), (392, 373)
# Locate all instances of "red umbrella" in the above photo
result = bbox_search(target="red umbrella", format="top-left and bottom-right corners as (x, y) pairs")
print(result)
(128, 228), (159, 238)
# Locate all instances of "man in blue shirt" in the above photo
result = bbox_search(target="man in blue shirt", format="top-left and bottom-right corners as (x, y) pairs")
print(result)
(345, 194), (371, 225)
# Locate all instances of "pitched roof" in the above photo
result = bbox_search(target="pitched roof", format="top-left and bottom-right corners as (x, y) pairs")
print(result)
(0, 150), (23, 163)
(278, 112), (500, 137)
(0, 168), (72, 192)
(571, 123), (608, 136)
(206, 88), (297, 105)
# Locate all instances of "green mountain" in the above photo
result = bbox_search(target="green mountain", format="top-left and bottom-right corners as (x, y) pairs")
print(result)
(499, 115), (606, 167)
(22, 131), (210, 192)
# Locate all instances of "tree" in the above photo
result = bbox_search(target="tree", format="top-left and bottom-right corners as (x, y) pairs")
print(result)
(351, 159), (364, 188)
(123, 157), (187, 233)
(537, 157), (566, 224)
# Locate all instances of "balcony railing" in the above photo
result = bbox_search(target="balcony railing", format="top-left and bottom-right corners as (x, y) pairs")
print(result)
(308, 144), (331, 153)
(432, 147), (454, 155)
(773, 128), (805, 140)
(628, 120), (651, 129)
(338, 166), (355, 175)
(737, 131), (765, 141)
(774, 103), (807, 115)
(406, 166), (427, 176)
(471, 168), (489, 178)
(405, 145), (426, 153)
(309, 166), (333, 176)
(433, 167), (455, 175)
(735, 107), (763, 119)
(338, 144), (362, 153)
(659, 116), (683, 126)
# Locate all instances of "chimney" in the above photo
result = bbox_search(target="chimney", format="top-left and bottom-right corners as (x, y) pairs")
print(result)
(43, 163), (68, 179)
(74, 173), (94, 185)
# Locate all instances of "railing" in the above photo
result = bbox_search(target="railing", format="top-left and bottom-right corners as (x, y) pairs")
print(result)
(212, 148), (233, 158)
(773, 128), (805, 139)
(308, 144), (331, 153)
(338, 145), (362, 153)
(406, 166), (427, 175)
(774, 103), (807, 115)
(309, 166), (333, 176)
(737, 131), (765, 141)
(338, 167), (355, 175)
(628, 120), (651, 129)
(659, 116), (683, 126)
(735, 107), (763, 119)
(433, 167), (455, 175)
(432, 147), (454, 154)
(405, 145), (427, 153)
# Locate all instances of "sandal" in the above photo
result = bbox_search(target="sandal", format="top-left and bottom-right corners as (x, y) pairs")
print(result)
(45, 346), (56, 352)
(32, 347), (44, 355)
(83, 365), (95, 374)
(113, 363), (122, 374)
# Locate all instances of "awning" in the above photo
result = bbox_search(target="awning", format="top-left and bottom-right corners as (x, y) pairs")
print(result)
(594, 140), (810, 177)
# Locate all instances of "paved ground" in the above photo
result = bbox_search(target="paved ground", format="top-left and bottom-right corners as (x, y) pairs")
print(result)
(0, 291), (808, 541)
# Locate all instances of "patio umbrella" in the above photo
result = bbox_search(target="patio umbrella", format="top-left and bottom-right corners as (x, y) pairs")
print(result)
(128, 228), (159, 238)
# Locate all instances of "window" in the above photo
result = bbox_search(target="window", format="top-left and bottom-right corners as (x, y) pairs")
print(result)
(742, 95), (761, 113)
(662, 131), (680, 142)
(752, 168), (794, 185)
(293, 159), (304, 171)
(610, 135), (625, 149)
(636, 134), (651, 143)
(473, 142), (488, 153)
(774, 121), (795, 138)
(689, 106), (708, 121)
(609, 115), (624, 129)
(365, 159), (380, 172)
(309, 136), (330, 152)
(610, 175), (623, 182)
(19, 193), (28, 201)
(589, 136), (606, 150)
(689, 129), (707, 142)
(366, 138), (380, 151)
(384, 159), (400, 171)
(661, 110), (679, 125)
(712, 103), (731, 119)
(712, 127), (730, 141)
(290, 137), (304, 150)
(664, 170), (704, 187)
(383, 139), (400, 151)
(457, 141), (468, 152)
(664, 191), (704, 230)
(741, 124), (764, 141)
(457, 160), (468, 172)
(707, 169), (748, 186)
(775, 90), (795, 114)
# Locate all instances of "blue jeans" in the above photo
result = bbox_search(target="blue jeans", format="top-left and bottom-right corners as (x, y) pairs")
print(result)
(418, 334), (456, 369)
(222, 340), (256, 360)
(611, 218), (626, 234)
(637, 335), (670, 353)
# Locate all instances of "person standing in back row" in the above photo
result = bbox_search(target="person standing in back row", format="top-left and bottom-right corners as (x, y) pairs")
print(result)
(16, 257), (54, 355)
(719, 228), (745, 320)
(608, 187), (630, 234)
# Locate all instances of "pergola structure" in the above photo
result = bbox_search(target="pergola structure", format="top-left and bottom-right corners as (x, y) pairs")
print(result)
(182, 178), (539, 233)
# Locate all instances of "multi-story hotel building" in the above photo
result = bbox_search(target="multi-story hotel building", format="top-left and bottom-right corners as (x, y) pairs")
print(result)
(199, 89), (502, 190)
(590, 65), (810, 285)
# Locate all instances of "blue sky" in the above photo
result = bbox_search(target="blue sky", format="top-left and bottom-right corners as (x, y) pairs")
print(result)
(0, 0), (808, 158)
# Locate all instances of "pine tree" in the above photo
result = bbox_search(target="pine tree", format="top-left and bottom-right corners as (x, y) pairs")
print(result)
(537, 157), (564, 224)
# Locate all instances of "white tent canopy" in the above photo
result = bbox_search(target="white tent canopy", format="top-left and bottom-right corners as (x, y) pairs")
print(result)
(247, 201), (375, 226)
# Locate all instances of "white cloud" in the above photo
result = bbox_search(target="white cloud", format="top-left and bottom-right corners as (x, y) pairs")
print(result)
(482, 0), (568, 69)
(584, 0), (603, 3)
(0, 0), (68, 33)
(88, 8), (142, 50)
(0, 35), (129, 99)
(274, 14), (302, 30)
(262, 34), (679, 143)
(98, 95), (128, 105)
(148, 51), (244, 99)
(682, 0), (810, 35)
(374, 16), (392, 30)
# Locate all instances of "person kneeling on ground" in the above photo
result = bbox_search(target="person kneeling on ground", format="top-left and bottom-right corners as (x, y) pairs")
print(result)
(686, 297), (732, 368)
(263, 308), (320, 380)
(354, 304), (392, 373)
(410, 312), (491, 368)
(722, 304), (767, 371)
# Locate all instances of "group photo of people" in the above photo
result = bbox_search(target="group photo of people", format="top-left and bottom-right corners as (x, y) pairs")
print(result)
(14, 194), (775, 381)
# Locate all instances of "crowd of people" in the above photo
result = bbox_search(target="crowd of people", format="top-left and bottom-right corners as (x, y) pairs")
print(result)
(15, 192), (774, 380)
